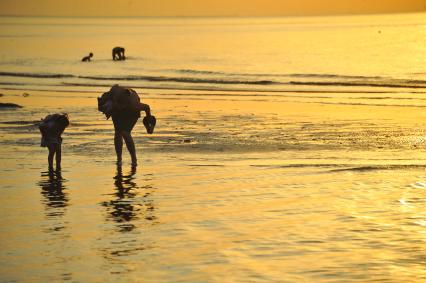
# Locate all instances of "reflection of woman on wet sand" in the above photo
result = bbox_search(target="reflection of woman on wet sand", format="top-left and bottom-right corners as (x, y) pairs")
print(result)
(102, 166), (138, 232)
(101, 166), (156, 232)
(114, 165), (137, 193)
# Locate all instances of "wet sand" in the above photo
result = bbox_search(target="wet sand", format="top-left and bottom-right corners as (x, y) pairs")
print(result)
(1, 89), (426, 281)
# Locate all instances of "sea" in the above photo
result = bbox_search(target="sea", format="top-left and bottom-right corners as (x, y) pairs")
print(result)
(0, 13), (426, 282)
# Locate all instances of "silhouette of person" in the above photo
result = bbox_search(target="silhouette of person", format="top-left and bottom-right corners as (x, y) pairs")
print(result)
(99, 85), (153, 166)
(39, 113), (70, 170)
(81, 52), (93, 62)
(112, 47), (125, 61)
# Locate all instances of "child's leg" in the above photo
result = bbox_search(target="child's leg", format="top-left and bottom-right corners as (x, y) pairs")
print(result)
(114, 131), (123, 164)
(55, 143), (61, 170)
(48, 144), (56, 169)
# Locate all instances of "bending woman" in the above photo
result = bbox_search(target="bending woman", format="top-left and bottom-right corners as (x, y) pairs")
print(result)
(109, 86), (152, 167)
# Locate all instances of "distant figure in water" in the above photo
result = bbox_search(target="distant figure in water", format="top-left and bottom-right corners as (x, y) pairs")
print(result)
(39, 113), (70, 170)
(112, 47), (125, 61)
(98, 85), (156, 166)
(81, 52), (93, 62)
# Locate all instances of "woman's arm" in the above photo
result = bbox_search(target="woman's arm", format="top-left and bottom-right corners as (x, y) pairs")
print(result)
(138, 103), (151, 116)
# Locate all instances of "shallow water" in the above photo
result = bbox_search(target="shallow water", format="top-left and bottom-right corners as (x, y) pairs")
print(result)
(0, 13), (425, 94)
(1, 93), (426, 282)
(1, 13), (426, 282)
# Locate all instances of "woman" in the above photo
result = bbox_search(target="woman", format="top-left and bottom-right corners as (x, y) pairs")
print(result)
(100, 85), (155, 166)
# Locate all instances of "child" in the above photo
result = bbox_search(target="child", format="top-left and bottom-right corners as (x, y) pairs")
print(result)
(39, 113), (69, 170)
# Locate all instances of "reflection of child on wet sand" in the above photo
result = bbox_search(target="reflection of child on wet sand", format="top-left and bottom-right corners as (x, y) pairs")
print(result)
(39, 114), (69, 170)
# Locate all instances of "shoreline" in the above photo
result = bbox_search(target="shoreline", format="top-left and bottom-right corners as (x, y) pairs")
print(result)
(2, 88), (426, 157)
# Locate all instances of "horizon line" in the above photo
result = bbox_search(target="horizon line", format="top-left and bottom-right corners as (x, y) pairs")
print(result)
(0, 10), (425, 19)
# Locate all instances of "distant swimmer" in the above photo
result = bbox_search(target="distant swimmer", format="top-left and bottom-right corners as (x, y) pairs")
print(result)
(81, 52), (93, 62)
(112, 47), (125, 61)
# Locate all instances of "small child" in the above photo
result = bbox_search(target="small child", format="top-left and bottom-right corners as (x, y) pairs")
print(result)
(39, 113), (69, 170)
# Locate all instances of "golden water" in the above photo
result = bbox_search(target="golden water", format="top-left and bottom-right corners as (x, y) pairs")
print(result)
(1, 13), (426, 282)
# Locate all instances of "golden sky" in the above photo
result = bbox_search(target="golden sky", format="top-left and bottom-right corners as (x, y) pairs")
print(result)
(0, 0), (425, 17)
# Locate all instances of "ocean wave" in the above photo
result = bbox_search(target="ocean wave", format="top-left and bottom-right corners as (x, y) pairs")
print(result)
(78, 75), (276, 85)
(2, 82), (426, 96)
(0, 71), (278, 85)
(288, 73), (384, 79)
(169, 69), (426, 89)
(171, 69), (389, 80)
(174, 69), (227, 76)
(328, 164), (426, 172)
(290, 80), (426, 89)
(0, 71), (74, 79)
(251, 163), (426, 172)
(1, 70), (425, 90)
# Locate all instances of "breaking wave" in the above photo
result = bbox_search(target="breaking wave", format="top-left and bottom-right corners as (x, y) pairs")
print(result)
(1, 70), (425, 92)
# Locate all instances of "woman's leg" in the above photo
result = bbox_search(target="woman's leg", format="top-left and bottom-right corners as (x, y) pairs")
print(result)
(114, 131), (123, 164)
(121, 131), (137, 166)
